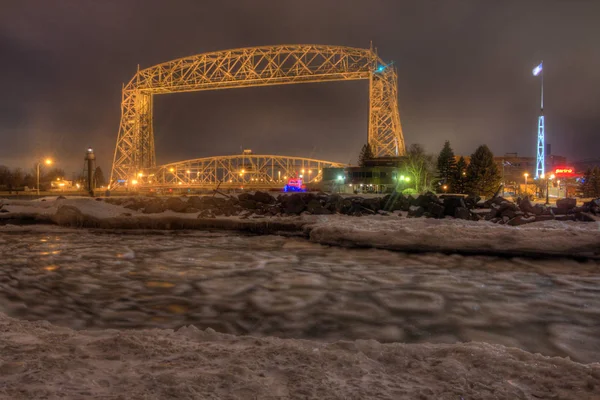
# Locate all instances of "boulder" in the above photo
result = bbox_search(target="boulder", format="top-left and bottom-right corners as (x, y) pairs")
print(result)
(415, 192), (439, 209)
(484, 196), (507, 208)
(454, 207), (471, 220)
(550, 207), (567, 216)
(517, 197), (536, 214)
(282, 194), (305, 214)
(407, 206), (424, 218)
(532, 204), (546, 215)
(362, 198), (381, 212)
(429, 203), (445, 219)
(306, 199), (322, 213)
(443, 196), (466, 216)
(253, 191), (275, 204)
(186, 196), (203, 209)
(238, 192), (253, 202)
(464, 195), (481, 209)
(52, 205), (86, 226)
(166, 197), (187, 213)
(556, 198), (577, 210)
(143, 199), (166, 214)
(507, 215), (536, 226)
(239, 199), (258, 210)
(534, 214), (555, 222)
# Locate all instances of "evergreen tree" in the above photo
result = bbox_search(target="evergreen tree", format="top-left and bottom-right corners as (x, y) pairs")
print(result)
(465, 145), (501, 197)
(580, 168), (593, 197)
(94, 167), (106, 187)
(358, 143), (375, 167)
(584, 167), (600, 198)
(452, 156), (468, 194)
(436, 140), (457, 192)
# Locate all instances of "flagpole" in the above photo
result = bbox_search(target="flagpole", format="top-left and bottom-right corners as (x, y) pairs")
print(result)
(540, 59), (544, 113)
(534, 61), (545, 179)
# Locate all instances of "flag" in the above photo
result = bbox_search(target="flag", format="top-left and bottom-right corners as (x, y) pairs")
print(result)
(532, 62), (543, 76)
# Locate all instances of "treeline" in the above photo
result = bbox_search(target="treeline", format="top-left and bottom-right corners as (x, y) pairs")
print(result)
(0, 165), (106, 191)
(358, 141), (502, 197)
(436, 141), (501, 197)
(580, 167), (600, 198)
(0, 165), (65, 191)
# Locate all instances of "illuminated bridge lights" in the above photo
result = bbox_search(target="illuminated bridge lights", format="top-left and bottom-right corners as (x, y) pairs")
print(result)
(109, 44), (405, 188)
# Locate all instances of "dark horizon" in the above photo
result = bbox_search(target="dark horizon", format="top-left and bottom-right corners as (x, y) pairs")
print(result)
(1, 0), (599, 176)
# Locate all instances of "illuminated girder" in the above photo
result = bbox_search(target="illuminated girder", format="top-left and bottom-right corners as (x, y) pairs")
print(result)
(136, 154), (346, 189)
(110, 44), (405, 185)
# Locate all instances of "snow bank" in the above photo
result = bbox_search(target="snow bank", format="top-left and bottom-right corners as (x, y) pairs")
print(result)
(309, 214), (600, 258)
(0, 313), (598, 400)
(2, 198), (599, 258)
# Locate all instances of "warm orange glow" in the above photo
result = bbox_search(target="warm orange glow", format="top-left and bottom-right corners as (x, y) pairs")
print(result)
(138, 172), (143, 177)
(44, 158), (52, 165)
(524, 172), (529, 178)
(555, 168), (573, 174)
(169, 168), (175, 173)
(131, 179), (138, 185)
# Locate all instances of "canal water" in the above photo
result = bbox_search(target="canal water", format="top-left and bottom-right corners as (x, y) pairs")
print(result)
(1, 229), (598, 363)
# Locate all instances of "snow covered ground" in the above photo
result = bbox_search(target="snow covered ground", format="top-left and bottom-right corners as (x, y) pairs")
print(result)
(1, 197), (599, 258)
(1, 312), (599, 400)
(1, 230), (599, 364)
(1, 197), (600, 398)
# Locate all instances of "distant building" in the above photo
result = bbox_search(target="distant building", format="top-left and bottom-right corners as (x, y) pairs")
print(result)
(322, 165), (403, 194)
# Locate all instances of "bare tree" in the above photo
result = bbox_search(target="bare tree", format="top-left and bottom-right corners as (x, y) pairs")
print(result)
(401, 144), (437, 193)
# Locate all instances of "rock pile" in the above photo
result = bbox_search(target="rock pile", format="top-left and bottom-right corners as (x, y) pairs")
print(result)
(103, 192), (598, 224)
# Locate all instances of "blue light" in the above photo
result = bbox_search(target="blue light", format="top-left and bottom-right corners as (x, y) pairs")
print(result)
(532, 63), (543, 76)
(377, 65), (385, 73)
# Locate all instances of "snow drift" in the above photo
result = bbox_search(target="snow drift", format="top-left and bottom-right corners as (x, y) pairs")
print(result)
(0, 312), (598, 399)
(1, 197), (599, 258)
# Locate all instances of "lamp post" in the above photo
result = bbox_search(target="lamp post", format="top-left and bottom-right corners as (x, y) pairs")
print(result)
(523, 173), (529, 197)
(544, 173), (555, 205)
(36, 158), (53, 196)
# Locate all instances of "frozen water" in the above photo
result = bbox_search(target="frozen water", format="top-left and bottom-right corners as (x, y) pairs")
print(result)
(1, 228), (599, 363)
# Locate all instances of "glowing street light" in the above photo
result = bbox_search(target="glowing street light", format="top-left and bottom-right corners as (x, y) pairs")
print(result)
(442, 185), (448, 193)
(523, 172), (529, 196)
(544, 173), (555, 205)
(169, 167), (175, 173)
(131, 179), (139, 185)
(137, 172), (143, 178)
(37, 158), (53, 196)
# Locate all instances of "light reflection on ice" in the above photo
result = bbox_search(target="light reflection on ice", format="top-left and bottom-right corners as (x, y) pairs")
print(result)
(0, 229), (599, 363)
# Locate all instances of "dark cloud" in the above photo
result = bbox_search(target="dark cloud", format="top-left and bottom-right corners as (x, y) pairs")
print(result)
(1, 0), (599, 174)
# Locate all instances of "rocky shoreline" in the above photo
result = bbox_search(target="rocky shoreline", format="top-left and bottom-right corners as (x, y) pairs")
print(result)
(102, 191), (600, 225)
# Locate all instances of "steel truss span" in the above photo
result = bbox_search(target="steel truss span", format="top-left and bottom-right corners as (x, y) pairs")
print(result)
(110, 44), (405, 185)
(139, 155), (346, 189)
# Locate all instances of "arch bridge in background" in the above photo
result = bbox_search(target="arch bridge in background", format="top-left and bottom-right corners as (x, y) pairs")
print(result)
(135, 154), (346, 189)
(110, 44), (405, 187)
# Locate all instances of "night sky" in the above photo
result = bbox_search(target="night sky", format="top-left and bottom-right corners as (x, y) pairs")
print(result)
(1, 0), (599, 175)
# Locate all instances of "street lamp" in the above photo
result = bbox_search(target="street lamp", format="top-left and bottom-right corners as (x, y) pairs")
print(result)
(523, 172), (529, 197)
(37, 158), (53, 196)
(545, 173), (555, 205)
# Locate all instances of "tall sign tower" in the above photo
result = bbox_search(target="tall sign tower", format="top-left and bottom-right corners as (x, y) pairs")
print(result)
(533, 62), (544, 178)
